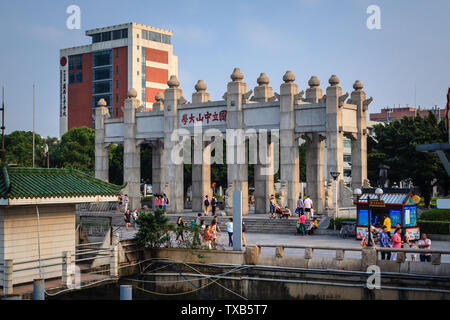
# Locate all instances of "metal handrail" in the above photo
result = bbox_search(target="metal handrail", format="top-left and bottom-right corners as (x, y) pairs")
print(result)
(13, 256), (63, 265)
(255, 243), (450, 255)
(76, 242), (105, 247)
(255, 243), (362, 252)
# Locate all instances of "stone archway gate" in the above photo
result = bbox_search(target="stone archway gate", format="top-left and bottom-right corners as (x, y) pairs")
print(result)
(95, 68), (372, 215)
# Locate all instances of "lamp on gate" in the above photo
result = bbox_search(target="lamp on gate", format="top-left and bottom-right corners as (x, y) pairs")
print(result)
(353, 188), (362, 203)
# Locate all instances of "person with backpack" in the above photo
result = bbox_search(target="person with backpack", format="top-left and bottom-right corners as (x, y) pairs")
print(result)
(203, 195), (210, 216)
(211, 196), (217, 216)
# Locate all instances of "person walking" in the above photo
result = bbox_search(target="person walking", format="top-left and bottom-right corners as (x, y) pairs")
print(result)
(304, 196), (313, 220)
(210, 220), (218, 249)
(226, 218), (234, 247)
(132, 209), (139, 230)
(203, 195), (210, 216)
(123, 194), (129, 213)
(417, 233), (432, 262)
(176, 217), (185, 242)
(296, 196), (304, 217)
(163, 193), (169, 214)
(391, 227), (402, 260)
(379, 226), (391, 260)
(269, 194), (276, 218)
(211, 196), (217, 216)
(298, 213), (306, 236)
(124, 209), (131, 231)
(383, 215), (391, 238)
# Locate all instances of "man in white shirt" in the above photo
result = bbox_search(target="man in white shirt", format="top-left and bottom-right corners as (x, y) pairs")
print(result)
(417, 233), (432, 262)
(304, 196), (313, 220)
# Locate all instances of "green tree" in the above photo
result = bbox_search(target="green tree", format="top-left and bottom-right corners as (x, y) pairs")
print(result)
(134, 209), (172, 249)
(57, 126), (95, 173)
(367, 112), (448, 207)
(5, 131), (46, 167)
(109, 144), (123, 185)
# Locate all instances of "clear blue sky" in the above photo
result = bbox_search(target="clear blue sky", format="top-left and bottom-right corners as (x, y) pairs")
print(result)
(0, 0), (449, 138)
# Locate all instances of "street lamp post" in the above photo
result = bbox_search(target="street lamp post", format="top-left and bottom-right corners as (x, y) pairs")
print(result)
(330, 171), (340, 231)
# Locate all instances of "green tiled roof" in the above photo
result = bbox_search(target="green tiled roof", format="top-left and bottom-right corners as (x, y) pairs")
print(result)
(0, 166), (124, 200)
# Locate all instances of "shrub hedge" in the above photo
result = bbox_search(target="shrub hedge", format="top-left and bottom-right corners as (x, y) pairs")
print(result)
(420, 209), (450, 221)
(417, 220), (450, 235)
(328, 217), (356, 230)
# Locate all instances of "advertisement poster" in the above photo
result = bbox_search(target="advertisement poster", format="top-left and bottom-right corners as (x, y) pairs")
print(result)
(356, 226), (383, 240)
(406, 227), (420, 240)
(403, 206), (417, 227)
(390, 209), (401, 227)
(358, 209), (369, 226)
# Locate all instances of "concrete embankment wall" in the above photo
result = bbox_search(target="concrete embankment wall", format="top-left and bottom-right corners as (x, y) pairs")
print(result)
(109, 239), (450, 300)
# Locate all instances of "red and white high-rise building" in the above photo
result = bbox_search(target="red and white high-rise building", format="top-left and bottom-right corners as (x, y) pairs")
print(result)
(59, 22), (178, 136)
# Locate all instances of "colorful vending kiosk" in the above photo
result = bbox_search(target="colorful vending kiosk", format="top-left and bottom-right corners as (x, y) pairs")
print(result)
(354, 188), (420, 241)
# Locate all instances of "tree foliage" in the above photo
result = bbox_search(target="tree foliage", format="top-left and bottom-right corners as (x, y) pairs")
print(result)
(134, 209), (172, 249)
(5, 131), (46, 167)
(367, 112), (449, 207)
(57, 126), (95, 173)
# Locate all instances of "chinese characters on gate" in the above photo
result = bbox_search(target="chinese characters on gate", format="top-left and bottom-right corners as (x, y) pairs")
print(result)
(180, 109), (227, 126)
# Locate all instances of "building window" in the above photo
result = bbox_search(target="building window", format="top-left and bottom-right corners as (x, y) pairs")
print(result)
(69, 56), (75, 71)
(93, 50), (112, 67)
(68, 73), (75, 84)
(92, 33), (101, 43)
(76, 72), (83, 83)
(121, 28), (128, 38)
(115, 48), (119, 57)
(343, 155), (352, 163)
(137, 71), (139, 76)
(75, 55), (82, 70)
(149, 31), (161, 42)
(116, 65), (119, 75)
(142, 30), (148, 40)
(116, 80), (119, 89)
(116, 108), (119, 117)
(93, 81), (112, 94)
(161, 34), (171, 44)
(93, 67), (111, 81)
(137, 58), (140, 63)
(343, 139), (351, 149)
(343, 169), (352, 177)
(113, 30), (121, 40)
(116, 94), (119, 103)
(101, 31), (111, 42)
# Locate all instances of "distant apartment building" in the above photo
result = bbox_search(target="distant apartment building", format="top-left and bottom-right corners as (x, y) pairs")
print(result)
(59, 22), (178, 136)
(370, 105), (445, 123)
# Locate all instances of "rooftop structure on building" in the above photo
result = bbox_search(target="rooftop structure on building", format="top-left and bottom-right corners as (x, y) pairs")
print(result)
(59, 22), (178, 137)
(370, 105), (445, 123)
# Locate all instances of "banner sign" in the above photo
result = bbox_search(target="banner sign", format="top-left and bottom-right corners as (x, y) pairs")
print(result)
(368, 199), (385, 207)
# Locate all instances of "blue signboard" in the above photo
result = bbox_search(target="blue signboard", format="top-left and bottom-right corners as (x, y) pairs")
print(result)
(358, 209), (369, 226)
(403, 206), (417, 227)
(390, 209), (401, 227)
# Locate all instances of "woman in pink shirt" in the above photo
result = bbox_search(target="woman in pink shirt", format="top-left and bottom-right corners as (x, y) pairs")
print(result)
(391, 228), (402, 260)
(298, 213), (306, 236)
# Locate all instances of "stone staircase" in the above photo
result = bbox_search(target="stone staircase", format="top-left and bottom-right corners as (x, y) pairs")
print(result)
(78, 210), (331, 235)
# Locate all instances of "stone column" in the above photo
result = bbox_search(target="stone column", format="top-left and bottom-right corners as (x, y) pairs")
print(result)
(95, 98), (110, 182)
(123, 89), (141, 211)
(280, 71), (300, 212)
(163, 75), (184, 213)
(253, 73), (275, 214)
(304, 76), (325, 213)
(350, 80), (368, 190)
(150, 139), (165, 195)
(226, 68), (249, 216)
(192, 80), (213, 212)
(326, 75), (344, 210)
